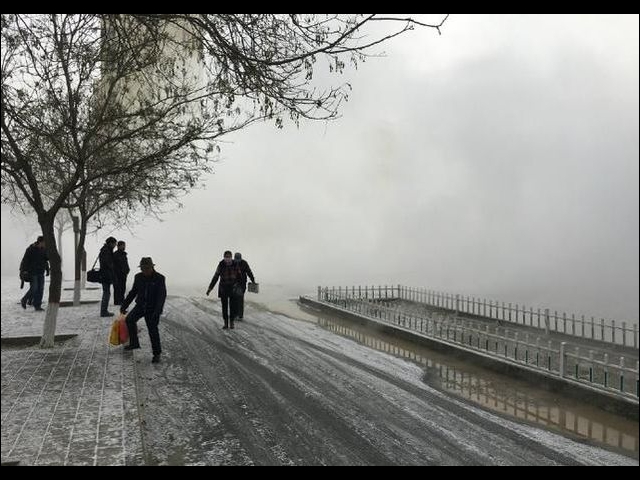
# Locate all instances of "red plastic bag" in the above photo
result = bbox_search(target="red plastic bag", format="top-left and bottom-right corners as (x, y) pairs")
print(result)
(118, 314), (129, 343)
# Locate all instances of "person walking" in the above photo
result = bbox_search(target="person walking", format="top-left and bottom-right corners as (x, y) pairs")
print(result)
(113, 240), (130, 306)
(206, 250), (243, 329)
(99, 236), (117, 317)
(120, 257), (167, 364)
(19, 236), (49, 311)
(233, 252), (255, 320)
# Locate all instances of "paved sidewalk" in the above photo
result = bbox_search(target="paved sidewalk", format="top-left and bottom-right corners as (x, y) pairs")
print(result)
(1, 297), (144, 465)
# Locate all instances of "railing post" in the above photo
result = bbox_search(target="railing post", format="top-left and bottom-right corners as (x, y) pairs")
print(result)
(544, 308), (550, 335)
(455, 294), (460, 315)
(317, 286), (321, 301)
(559, 342), (566, 378)
(634, 323), (638, 350)
(622, 321), (627, 347)
(604, 353), (609, 388)
(619, 357), (625, 392)
(612, 320), (616, 344)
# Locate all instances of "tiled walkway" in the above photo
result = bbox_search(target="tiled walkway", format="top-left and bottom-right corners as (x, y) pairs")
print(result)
(1, 313), (144, 465)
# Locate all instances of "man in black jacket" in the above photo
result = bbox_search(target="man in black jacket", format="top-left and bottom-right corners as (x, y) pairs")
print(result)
(233, 252), (255, 320)
(120, 257), (167, 364)
(19, 236), (49, 311)
(113, 240), (130, 306)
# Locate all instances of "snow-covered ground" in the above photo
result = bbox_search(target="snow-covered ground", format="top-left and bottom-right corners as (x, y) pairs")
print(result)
(1, 277), (637, 465)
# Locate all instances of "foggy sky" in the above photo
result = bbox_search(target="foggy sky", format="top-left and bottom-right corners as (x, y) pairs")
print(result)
(2, 14), (638, 322)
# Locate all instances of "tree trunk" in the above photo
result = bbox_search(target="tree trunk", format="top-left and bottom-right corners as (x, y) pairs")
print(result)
(56, 224), (63, 274)
(73, 226), (88, 306)
(40, 217), (62, 348)
(81, 249), (87, 289)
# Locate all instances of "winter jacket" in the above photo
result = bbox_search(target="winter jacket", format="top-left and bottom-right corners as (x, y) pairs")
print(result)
(98, 244), (115, 284)
(20, 244), (49, 276)
(208, 260), (243, 298)
(113, 250), (130, 277)
(121, 271), (167, 317)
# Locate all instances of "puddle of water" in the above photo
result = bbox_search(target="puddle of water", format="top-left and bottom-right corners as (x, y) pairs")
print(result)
(303, 302), (639, 459)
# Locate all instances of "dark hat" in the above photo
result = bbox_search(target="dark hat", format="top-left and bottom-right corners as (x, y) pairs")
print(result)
(139, 257), (155, 268)
(234, 252), (242, 260)
(106, 236), (117, 244)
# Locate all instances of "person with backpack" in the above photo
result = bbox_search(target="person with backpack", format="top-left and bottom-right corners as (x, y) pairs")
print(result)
(206, 250), (243, 329)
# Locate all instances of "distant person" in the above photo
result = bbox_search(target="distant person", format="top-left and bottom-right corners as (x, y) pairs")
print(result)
(206, 250), (243, 329)
(113, 240), (130, 306)
(99, 236), (117, 317)
(19, 236), (49, 311)
(233, 252), (255, 321)
(120, 257), (167, 364)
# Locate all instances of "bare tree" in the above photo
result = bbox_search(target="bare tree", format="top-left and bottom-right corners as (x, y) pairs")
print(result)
(1, 14), (447, 347)
(66, 166), (198, 306)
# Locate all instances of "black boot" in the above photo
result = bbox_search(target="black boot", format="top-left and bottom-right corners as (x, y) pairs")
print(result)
(230, 319), (235, 329)
(222, 319), (229, 330)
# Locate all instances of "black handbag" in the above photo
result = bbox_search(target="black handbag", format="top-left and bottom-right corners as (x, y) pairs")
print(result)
(87, 269), (102, 283)
(86, 256), (102, 283)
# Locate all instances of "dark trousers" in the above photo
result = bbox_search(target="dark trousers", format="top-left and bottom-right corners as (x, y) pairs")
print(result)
(113, 274), (127, 305)
(126, 306), (162, 355)
(237, 293), (245, 319)
(220, 295), (239, 324)
(22, 273), (44, 309)
(101, 282), (112, 315)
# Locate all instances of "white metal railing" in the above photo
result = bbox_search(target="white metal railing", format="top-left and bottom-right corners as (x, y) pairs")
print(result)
(316, 286), (639, 402)
(317, 285), (638, 349)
